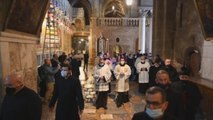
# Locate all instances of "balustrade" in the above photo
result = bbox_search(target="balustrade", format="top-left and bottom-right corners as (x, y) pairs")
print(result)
(97, 18), (139, 27)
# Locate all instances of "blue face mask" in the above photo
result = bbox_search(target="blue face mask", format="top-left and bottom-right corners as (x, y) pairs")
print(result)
(145, 107), (164, 118)
(61, 70), (68, 77)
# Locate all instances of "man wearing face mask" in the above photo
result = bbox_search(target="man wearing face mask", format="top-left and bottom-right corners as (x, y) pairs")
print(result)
(132, 87), (178, 120)
(94, 56), (112, 110)
(155, 70), (179, 118)
(0, 72), (42, 120)
(114, 57), (131, 107)
(49, 64), (84, 120)
(136, 55), (150, 94)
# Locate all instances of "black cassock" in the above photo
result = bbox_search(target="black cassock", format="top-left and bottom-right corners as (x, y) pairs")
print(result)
(0, 86), (42, 120)
(49, 76), (84, 120)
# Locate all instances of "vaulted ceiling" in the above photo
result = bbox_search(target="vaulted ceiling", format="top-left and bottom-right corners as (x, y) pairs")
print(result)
(0, 0), (50, 35)
(0, 0), (92, 35)
(103, 0), (126, 17)
(68, 0), (91, 25)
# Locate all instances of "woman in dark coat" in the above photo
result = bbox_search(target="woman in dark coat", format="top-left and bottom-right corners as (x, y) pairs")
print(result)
(49, 64), (84, 120)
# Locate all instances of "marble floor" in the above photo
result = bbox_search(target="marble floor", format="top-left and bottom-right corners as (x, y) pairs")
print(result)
(41, 65), (146, 120)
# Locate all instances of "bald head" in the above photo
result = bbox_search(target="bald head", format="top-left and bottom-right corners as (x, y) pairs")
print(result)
(4, 73), (23, 88)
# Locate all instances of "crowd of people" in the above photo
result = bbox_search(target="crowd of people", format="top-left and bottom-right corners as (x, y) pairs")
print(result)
(94, 51), (203, 120)
(0, 50), (203, 120)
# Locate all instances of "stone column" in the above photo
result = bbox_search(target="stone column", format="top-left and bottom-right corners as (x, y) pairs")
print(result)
(148, 13), (153, 54)
(139, 7), (152, 54)
(138, 12), (146, 53)
(0, 32), (39, 106)
(89, 17), (96, 64)
(0, 44), (3, 110)
(152, 0), (167, 58)
(142, 17), (146, 53)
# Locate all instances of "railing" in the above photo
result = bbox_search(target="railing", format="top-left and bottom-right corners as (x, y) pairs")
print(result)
(97, 18), (139, 27)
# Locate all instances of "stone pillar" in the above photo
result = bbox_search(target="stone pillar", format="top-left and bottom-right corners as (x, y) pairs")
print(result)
(148, 16), (153, 54)
(138, 13), (146, 53)
(0, 32), (38, 106)
(139, 7), (152, 54)
(152, 0), (167, 58)
(141, 17), (146, 53)
(89, 17), (96, 65)
(0, 45), (3, 110)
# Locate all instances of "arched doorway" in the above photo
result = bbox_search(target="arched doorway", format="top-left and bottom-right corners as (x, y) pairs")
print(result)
(72, 36), (89, 54)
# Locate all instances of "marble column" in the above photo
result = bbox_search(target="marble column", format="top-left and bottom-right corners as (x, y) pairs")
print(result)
(148, 16), (153, 54)
(0, 31), (39, 106)
(141, 17), (146, 53)
(138, 11), (145, 53)
(89, 17), (96, 64)
(139, 7), (152, 54)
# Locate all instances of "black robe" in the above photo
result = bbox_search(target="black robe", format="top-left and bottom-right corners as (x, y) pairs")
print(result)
(0, 86), (42, 120)
(170, 80), (202, 120)
(160, 65), (178, 82)
(49, 76), (84, 120)
(149, 66), (160, 87)
(70, 59), (81, 78)
(132, 111), (178, 120)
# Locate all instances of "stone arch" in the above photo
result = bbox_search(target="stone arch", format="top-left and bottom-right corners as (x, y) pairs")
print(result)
(184, 47), (201, 77)
(102, 0), (126, 17)
(68, 0), (92, 25)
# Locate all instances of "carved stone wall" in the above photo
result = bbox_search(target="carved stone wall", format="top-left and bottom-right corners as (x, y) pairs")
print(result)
(153, 0), (204, 69)
(0, 32), (38, 107)
(90, 18), (139, 63)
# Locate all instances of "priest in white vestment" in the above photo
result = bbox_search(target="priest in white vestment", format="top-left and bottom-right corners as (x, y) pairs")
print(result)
(114, 57), (131, 107)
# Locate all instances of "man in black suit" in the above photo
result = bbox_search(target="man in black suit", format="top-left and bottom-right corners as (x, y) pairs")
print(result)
(132, 86), (178, 120)
(0, 72), (42, 120)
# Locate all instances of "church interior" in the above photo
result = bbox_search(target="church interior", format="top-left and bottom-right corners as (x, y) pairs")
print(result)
(1, 0), (213, 119)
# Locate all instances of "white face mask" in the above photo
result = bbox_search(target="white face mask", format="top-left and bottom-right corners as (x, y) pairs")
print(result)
(61, 70), (68, 77)
(120, 61), (125, 65)
(145, 107), (164, 118)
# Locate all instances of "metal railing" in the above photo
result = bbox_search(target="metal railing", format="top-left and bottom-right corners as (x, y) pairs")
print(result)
(96, 18), (139, 27)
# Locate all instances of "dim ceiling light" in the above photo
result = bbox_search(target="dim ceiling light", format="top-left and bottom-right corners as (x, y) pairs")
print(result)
(126, 0), (133, 6)
(112, 5), (115, 10)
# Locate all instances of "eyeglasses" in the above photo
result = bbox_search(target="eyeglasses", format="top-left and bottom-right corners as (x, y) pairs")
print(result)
(146, 100), (163, 106)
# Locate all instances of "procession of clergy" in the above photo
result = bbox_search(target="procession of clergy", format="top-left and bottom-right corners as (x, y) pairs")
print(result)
(94, 52), (202, 120)
(94, 53), (156, 109)
(1, 51), (202, 120)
